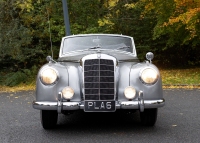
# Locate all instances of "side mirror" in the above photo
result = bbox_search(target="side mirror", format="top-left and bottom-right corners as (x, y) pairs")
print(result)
(46, 56), (56, 63)
(46, 56), (53, 62)
(146, 52), (154, 63)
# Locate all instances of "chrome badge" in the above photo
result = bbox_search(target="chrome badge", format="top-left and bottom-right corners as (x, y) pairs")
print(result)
(97, 53), (101, 58)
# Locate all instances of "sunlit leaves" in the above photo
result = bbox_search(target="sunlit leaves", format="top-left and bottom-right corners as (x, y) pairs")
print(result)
(15, 0), (34, 12)
(98, 18), (114, 27)
(143, 0), (200, 47)
(124, 3), (136, 9)
(164, 0), (200, 44)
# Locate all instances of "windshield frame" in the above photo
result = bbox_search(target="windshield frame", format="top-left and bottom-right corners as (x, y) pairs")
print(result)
(59, 34), (137, 57)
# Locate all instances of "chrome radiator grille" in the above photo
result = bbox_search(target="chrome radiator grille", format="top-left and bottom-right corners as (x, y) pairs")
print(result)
(84, 59), (115, 100)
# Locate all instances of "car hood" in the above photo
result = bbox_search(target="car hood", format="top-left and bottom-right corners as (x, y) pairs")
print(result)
(58, 49), (139, 62)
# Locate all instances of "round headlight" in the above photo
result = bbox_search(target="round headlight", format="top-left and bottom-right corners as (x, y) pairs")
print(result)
(40, 68), (58, 85)
(62, 87), (74, 99)
(124, 86), (136, 99)
(140, 68), (159, 85)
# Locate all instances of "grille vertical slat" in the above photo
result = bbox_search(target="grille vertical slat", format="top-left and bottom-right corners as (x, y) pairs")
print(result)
(84, 59), (114, 100)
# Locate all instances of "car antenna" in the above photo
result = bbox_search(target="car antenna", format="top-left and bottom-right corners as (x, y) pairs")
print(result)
(47, 8), (53, 58)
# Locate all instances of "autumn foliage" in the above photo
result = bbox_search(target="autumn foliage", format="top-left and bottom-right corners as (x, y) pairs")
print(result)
(0, 0), (199, 86)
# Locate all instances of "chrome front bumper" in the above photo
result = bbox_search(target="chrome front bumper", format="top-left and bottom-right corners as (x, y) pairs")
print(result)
(33, 98), (165, 113)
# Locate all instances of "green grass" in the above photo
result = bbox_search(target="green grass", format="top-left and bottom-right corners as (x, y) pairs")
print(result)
(0, 82), (35, 93)
(0, 68), (200, 92)
(160, 68), (200, 85)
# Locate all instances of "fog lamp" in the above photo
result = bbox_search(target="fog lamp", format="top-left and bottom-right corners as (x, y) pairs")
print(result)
(124, 86), (136, 99)
(62, 87), (74, 99)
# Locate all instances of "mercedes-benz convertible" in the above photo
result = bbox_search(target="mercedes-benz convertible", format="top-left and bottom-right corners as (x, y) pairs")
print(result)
(33, 34), (165, 129)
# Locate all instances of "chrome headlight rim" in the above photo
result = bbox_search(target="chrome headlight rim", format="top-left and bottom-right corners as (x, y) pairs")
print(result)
(39, 67), (59, 85)
(139, 67), (159, 85)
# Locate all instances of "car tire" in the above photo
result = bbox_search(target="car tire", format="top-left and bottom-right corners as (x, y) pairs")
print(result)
(40, 110), (58, 129)
(140, 108), (158, 126)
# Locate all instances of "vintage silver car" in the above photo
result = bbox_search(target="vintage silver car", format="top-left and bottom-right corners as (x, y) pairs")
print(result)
(33, 34), (165, 129)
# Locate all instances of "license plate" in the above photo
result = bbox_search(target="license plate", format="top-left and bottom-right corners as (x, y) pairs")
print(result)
(84, 101), (115, 112)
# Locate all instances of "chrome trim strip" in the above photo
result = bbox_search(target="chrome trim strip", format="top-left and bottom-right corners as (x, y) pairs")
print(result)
(121, 99), (165, 109)
(33, 101), (58, 110)
(33, 98), (165, 111)
(138, 91), (144, 112)
(120, 101), (138, 109)
(62, 102), (80, 110)
(33, 101), (80, 110)
(57, 92), (63, 113)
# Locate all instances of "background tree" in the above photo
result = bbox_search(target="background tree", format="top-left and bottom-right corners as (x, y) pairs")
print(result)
(143, 0), (200, 66)
(0, 0), (199, 86)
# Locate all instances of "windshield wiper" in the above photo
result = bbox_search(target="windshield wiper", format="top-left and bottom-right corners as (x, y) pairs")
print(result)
(116, 46), (130, 50)
(88, 46), (101, 50)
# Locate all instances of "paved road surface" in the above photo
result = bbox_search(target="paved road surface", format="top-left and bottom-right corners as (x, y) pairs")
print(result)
(0, 89), (200, 143)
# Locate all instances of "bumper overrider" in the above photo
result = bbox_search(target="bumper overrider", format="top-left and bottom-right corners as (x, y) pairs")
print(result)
(33, 91), (165, 113)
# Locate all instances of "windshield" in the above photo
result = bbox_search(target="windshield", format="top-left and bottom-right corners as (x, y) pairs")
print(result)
(62, 35), (134, 54)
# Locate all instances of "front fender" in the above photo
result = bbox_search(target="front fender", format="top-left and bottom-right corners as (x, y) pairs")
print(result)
(130, 63), (163, 100)
(117, 62), (133, 100)
(36, 63), (69, 101)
